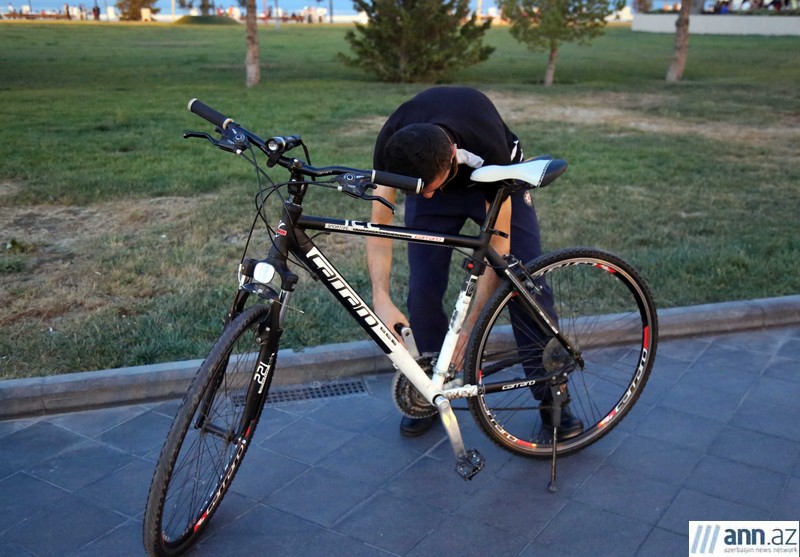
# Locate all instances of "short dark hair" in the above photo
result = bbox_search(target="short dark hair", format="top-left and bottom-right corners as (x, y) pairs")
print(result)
(383, 124), (452, 187)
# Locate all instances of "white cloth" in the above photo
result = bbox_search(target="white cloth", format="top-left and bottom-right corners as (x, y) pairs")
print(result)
(456, 148), (484, 169)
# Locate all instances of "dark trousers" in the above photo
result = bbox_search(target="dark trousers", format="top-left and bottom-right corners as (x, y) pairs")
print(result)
(404, 187), (546, 354)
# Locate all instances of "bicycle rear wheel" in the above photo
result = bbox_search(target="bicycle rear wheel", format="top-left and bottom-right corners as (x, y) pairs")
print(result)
(465, 247), (657, 458)
(143, 303), (277, 557)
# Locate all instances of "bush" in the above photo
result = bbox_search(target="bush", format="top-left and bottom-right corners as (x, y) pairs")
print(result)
(339, 0), (494, 83)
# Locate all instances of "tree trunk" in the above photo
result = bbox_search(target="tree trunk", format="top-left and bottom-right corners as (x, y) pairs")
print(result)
(245, 0), (260, 87)
(544, 40), (558, 86)
(666, 0), (690, 82)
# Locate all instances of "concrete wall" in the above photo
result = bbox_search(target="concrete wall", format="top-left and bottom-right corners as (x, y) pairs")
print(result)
(632, 13), (800, 35)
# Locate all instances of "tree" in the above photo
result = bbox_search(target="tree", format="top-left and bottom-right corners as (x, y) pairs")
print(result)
(339, 0), (494, 83)
(244, 0), (260, 87)
(115, 0), (159, 20)
(499, 0), (623, 86)
(176, 0), (214, 16)
(665, 0), (691, 82)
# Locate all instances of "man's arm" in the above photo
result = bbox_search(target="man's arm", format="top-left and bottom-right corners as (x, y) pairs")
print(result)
(453, 196), (512, 364)
(366, 186), (408, 334)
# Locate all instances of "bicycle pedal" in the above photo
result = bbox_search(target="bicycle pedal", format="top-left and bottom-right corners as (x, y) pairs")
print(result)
(455, 449), (485, 481)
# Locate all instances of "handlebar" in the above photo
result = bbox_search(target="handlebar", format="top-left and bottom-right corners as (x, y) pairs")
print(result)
(186, 98), (423, 195)
(372, 170), (422, 194)
(188, 98), (234, 130)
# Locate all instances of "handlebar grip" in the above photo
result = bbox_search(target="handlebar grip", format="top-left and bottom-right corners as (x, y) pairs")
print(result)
(187, 98), (234, 130)
(371, 170), (423, 194)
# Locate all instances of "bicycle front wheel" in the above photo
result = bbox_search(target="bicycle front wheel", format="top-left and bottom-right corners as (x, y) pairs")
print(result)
(143, 303), (277, 557)
(465, 247), (657, 458)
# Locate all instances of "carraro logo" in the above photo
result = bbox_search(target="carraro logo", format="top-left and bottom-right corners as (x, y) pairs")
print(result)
(690, 521), (799, 556)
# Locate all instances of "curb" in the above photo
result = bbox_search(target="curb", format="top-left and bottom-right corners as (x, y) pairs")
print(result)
(2, 295), (799, 420)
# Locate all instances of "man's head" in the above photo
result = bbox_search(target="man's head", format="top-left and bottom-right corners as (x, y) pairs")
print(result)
(383, 124), (457, 198)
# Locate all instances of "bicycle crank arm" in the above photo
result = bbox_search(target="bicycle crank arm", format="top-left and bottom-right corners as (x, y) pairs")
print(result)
(434, 396), (485, 480)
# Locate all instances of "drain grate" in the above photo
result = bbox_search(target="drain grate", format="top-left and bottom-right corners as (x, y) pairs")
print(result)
(265, 378), (367, 405)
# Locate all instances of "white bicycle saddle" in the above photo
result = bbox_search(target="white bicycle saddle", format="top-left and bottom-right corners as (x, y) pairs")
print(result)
(470, 157), (567, 188)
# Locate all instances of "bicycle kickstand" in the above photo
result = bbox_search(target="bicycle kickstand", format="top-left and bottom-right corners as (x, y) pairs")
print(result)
(547, 383), (569, 493)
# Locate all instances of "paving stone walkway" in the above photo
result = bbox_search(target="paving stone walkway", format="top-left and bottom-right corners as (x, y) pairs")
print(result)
(1, 326), (799, 556)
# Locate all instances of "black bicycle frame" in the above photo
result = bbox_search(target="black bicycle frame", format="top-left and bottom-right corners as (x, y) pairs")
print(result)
(254, 183), (582, 390)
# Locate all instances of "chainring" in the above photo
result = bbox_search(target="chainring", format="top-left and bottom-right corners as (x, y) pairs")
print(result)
(392, 356), (438, 419)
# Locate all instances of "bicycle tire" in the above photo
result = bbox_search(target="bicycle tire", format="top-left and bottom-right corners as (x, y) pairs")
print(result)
(465, 247), (657, 458)
(143, 303), (277, 556)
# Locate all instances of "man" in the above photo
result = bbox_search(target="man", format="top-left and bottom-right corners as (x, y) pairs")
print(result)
(367, 86), (583, 438)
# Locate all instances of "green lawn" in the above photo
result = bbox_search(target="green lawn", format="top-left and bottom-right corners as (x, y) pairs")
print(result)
(1, 21), (799, 378)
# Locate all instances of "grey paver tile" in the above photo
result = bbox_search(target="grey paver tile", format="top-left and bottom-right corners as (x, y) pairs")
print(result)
(0, 472), (70, 535)
(495, 438), (606, 496)
(251, 405), (303, 441)
(743, 375), (800, 411)
(2, 496), (127, 557)
(0, 460), (13, 482)
(267, 467), (375, 528)
(772, 476), (800, 521)
(453, 475), (568, 540)
(260, 415), (357, 465)
(708, 425), (800, 475)
(408, 518), (531, 557)
(227, 444), (309, 502)
(96, 410), (173, 456)
(336, 490), (444, 555)
(633, 406), (725, 451)
(24, 439), (134, 491)
(0, 416), (42, 440)
(197, 503), (324, 556)
(777, 337), (800, 360)
(0, 421), (86, 469)
(605, 433), (703, 485)
(710, 328), (794, 355)
(386, 455), (485, 512)
(306, 394), (396, 433)
(764, 356), (800, 385)
(315, 433), (423, 487)
(47, 404), (151, 438)
(683, 454), (786, 512)
(636, 527), (688, 557)
(572, 464), (680, 525)
(657, 488), (770, 535)
(288, 529), (395, 557)
(74, 518), (145, 557)
(730, 399), (800, 442)
(529, 500), (652, 556)
(679, 343), (765, 396)
(0, 540), (35, 556)
(363, 411), (446, 454)
(659, 381), (743, 422)
(654, 336), (711, 363)
(76, 457), (156, 519)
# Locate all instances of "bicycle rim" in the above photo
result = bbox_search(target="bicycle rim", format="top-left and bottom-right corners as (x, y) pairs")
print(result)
(144, 303), (274, 556)
(466, 248), (657, 458)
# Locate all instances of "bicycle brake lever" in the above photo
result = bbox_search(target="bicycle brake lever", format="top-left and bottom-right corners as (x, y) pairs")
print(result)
(362, 193), (395, 214)
(183, 131), (215, 141)
(183, 130), (241, 154)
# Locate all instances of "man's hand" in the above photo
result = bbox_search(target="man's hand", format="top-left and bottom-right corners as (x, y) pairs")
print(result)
(373, 296), (409, 343)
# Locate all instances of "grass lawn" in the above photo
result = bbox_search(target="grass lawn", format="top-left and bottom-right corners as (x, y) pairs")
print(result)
(1, 21), (799, 379)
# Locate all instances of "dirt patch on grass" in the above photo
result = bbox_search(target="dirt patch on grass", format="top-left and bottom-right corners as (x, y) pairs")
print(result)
(489, 90), (800, 147)
(0, 195), (214, 327)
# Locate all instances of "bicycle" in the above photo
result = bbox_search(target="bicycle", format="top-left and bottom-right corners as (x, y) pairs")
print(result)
(143, 99), (658, 557)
